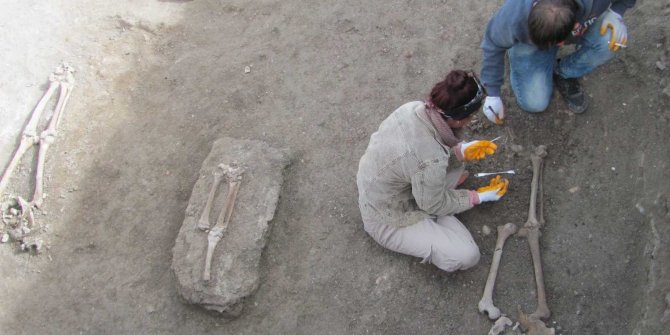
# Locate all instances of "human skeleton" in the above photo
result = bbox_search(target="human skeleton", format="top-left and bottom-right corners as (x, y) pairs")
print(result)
(479, 145), (555, 335)
(0, 64), (75, 243)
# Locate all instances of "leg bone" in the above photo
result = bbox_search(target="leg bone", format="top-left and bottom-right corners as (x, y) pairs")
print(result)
(203, 164), (244, 282)
(17, 196), (35, 230)
(526, 227), (550, 320)
(197, 164), (225, 231)
(518, 145), (550, 320)
(478, 222), (518, 320)
(32, 66), (75, 208)
(0, 75), (59, 196)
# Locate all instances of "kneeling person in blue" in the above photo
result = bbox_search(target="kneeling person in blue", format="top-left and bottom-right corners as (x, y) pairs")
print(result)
(480, 0), (635, 121)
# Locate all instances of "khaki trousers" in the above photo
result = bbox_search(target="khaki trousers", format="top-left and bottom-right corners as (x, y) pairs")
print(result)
(364, 215), (480, 272)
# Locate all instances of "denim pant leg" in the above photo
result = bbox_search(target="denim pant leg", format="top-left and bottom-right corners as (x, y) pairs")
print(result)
(557, 15), (617, 79)
(509, 44), (558, 113)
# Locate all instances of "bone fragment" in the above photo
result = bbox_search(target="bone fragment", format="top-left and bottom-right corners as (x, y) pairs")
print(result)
(20, 237), (43, 254)
(203, 163), (244, 282)
(479, 222), (518, 320)
(197, 165), (225, 231)
(9, 226), (31, 241)
(517, 305), (555, 335)
(488, 316), (513, 335)
(0, 74), (59, 196)
(32, 65), (75, 208)
(518, 145), (550, 321)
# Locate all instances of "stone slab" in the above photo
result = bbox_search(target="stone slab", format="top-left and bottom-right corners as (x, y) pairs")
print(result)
(171, 137), (290, 316)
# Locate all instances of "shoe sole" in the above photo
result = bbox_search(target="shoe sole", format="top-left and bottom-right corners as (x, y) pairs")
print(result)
(566, 98), (588, 114)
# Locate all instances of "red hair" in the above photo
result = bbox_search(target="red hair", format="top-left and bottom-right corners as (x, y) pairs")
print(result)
(429, 70), (479, 117)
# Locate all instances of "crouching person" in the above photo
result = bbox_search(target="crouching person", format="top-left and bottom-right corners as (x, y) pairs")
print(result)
(356, 70), (508, 272)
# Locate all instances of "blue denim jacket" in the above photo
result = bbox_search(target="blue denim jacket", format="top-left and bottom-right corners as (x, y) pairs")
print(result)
(356, 101), (473, 228)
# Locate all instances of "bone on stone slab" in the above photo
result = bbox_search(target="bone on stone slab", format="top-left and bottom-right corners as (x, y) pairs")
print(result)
(197, 165), (225, 231)
(202, 163), (244, 282)
(171, 137), (290, 317)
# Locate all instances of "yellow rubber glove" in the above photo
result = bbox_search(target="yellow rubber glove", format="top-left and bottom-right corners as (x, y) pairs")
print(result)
(461, 140), (497, 161)
(476, 176), (509, 202)
(599, 9), (628, 51)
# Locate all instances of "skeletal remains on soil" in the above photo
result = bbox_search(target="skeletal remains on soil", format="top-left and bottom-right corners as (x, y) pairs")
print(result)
(478, 222), (518, 320)
(478, 145), (555, 334)
(0, 64), (75, 204)
(488, 316), (513, 335)
(516, 145), (554, 334)
(0, 64), (75, 244)
(201, 163), (245, 282)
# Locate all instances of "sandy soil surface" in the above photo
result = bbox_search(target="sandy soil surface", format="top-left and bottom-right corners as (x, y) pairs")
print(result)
(0, 0), (668, 334)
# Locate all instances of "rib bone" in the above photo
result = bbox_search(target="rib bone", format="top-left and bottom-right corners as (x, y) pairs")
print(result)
(0, 73), (59, 196)
(203, 163), (244, 282)
(197, 164), (225, 231)
(32, 65), (75, 208)
(518, 145), (550, 321)
(478, 222), (518, 320)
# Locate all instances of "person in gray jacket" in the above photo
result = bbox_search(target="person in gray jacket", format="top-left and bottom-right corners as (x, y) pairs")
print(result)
(480, 0), (636, 122)
(357, 70), (508, 272)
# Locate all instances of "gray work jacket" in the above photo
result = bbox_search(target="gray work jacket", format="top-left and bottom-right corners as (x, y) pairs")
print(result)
(357, 101), (473, 228)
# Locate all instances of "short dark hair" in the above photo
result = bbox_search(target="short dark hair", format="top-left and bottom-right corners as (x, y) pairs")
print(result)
(528, 0), (578, 49)
(430, 70), (479, 118)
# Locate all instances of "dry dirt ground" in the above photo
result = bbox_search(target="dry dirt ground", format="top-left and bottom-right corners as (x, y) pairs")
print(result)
(0, 0), (669, 334)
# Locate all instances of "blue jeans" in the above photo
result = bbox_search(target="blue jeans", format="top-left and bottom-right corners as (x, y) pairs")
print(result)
(508, 15), (616, 112)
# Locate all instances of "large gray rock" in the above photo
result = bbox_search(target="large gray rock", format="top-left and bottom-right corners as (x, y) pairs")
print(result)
(172, 137), (290, 316)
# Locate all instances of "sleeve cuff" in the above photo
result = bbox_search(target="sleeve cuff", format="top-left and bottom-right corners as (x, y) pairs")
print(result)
(469, 190), (481, 206)
(484, 85), (501, 97)
(455, 143), (464, 161)
(610, 4), (628, 16)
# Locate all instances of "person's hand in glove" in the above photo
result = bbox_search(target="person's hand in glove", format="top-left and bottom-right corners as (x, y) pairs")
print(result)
(458, 140), (497, 161)
(599, 8), (627, 51)
(476, 176), (509, 203)
(483, 96), (504, 125)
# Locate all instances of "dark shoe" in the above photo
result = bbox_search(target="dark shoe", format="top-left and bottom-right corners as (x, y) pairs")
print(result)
(553, 74), (588, 113)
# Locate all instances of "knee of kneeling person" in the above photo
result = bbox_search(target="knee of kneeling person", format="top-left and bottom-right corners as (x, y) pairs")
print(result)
(433, 244), (480, 272)
(518, 96), (550, 113)
(459, 244), (481, 270)
(586, 34), (618, 61)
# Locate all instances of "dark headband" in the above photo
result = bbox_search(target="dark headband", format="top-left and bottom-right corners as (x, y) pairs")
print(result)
(441, 74), (487, 121)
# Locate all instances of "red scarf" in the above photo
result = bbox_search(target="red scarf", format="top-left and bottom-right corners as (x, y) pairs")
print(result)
(424, 100), (462, 148)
